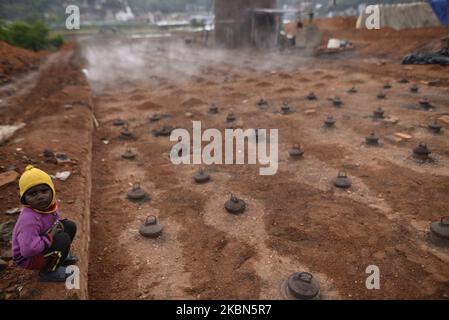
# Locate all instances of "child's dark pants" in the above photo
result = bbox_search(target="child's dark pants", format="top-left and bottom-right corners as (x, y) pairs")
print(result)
(28, 219), (77, 272)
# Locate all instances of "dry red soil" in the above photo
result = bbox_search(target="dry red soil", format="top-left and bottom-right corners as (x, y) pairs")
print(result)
(0, 41), (47, 85)
(1, 17), (449, 300)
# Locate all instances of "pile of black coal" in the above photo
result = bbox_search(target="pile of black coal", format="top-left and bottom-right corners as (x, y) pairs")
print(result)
(139, 216), (163, 238)
(402, 51), (449, 66)
(226, 112), (236, 123)
(120, 126), (135, 140)
(373, 107), (385, 119)
(331, 96), (343, 107)
(149, 114), (161, 122)
(324, 115), (336, 127)
(306, 92), (317, 100)
(193, 168), (210, 184)
(208, 104), (219, 114)
(281, 102), (292, 114)
(429, 217), (449, 247)
(428, 79), (440, 86)
(257, 99), (269, 110)
(224, 194), (246, 214)
(419, 98), (432, 110)
(365, 132), (380, 146)
(347, 87), (357, 94)
(383, 82), (392, 89)
(152, 125), (174, 137)
(127, 183), (150, 202)
(288, 144), (305, 158)
(413, 143), (431, 160)
(377, 91), (386, 99)
(112, 119), (126, 126)
(43, 149), (56, 164)
(333, 171), (352, 189)
(281, 272), (320, 300)
(428, 120), (442, 133)
(122, 148), (137, 160)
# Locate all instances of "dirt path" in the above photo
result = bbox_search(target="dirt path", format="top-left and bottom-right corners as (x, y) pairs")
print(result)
(0, 44), (94, 299)
(85, 32), (449, 299)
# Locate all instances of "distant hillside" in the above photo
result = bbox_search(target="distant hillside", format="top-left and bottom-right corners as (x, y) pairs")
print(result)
(0, 0), (428, 22)
(0, 0), (214, 21)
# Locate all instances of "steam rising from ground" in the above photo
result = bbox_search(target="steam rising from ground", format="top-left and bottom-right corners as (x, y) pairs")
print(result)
(82, 39), (148, 84)
(81, 34), (315, 92)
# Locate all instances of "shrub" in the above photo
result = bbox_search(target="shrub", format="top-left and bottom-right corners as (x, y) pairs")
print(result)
(0, 20), (64, 52)
(6, 21), (49, 51)
(48, 34), (64, 50)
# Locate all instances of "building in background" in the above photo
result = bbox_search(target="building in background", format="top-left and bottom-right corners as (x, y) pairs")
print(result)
(214, 0), (276, 47)
(249, 8), (301, 48)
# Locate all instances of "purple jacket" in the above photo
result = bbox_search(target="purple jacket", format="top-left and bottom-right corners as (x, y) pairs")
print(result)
(12, 206), (60, 268)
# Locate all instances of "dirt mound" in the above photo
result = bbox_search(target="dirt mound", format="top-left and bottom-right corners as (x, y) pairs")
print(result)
(181, 97), (205, 108)
(348, 79), (366, 85)
(0, 41), (46, 84)
(173, 89), (187, 96)
(136, 100), (163, 110)
(256, 81), (272, 87)
(278, 72), (293, 79)
(193, 76), (206, 83)
(228, 92), (248, 100)
(130, 94), (145, 101)
(275, 87), (295, 94)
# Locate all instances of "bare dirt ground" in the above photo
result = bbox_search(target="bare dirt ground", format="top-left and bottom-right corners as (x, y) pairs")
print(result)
(0, 41), (47, 85)
(1, 17), (449, 300)
(86, 18), (449, 300)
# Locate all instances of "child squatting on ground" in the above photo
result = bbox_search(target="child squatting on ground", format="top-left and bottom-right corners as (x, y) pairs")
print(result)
(11, 165), (78, 282)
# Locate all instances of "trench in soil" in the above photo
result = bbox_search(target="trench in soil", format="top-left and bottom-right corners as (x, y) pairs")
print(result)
(86, 38), (449, 299)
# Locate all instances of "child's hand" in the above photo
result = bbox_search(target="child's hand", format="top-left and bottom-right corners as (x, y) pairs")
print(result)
(46, 221), (64, 237)
(55, 221), (64, 232)
(49, 226), (60, 238)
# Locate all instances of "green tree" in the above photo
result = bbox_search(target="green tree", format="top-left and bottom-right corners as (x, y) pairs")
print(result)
(48, 34), (65, 50)
(6, 21), (49, 51)
(1, 19), (65, 51)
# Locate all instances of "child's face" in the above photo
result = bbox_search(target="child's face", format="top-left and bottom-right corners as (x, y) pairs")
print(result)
(23, 184), (53, 210)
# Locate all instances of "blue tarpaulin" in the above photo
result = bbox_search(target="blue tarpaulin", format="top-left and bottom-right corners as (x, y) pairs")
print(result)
(428, 0), (449, 25)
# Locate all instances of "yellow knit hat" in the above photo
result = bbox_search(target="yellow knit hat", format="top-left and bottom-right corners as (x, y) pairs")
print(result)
(19, 165), (56, 204)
